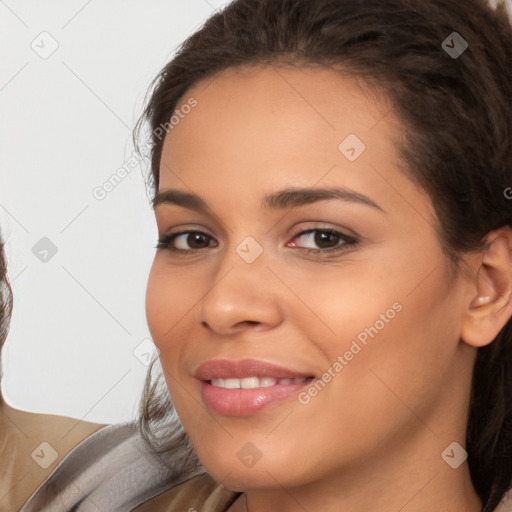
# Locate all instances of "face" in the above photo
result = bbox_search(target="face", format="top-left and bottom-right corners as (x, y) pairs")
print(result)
(146, 65), (472, 491)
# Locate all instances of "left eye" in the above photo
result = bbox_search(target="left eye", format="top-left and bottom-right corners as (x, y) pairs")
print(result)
(289, 229), (357, 253)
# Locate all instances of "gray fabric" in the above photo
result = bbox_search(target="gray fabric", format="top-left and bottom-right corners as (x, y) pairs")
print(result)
(19, 421), (205, 512)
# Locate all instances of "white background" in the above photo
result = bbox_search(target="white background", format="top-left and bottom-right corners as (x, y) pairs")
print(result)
(0, 0), (232, 424)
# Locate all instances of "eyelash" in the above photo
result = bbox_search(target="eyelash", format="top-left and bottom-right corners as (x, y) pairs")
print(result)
(156, 228), (358, 256)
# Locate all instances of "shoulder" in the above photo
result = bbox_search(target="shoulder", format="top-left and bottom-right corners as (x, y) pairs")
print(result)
(3, 403), (241, 512)
(0, 400), (105, 512)
(18, 418), (209, 511)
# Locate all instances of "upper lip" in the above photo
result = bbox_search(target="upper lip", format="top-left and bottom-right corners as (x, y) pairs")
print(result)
(194, 359), (313, 380)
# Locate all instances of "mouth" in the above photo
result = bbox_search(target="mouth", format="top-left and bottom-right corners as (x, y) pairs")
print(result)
(194, 359), (315, 416)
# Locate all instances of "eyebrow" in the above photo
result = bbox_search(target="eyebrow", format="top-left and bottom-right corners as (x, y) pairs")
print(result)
(153, 187), (386, 214)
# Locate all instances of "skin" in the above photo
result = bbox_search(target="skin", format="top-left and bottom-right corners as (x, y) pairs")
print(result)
(146, 64), (512, 512)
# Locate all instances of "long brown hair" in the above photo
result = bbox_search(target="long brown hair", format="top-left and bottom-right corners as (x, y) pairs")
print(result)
(135, 1), (512, 509)
(0, 236), (13, 403)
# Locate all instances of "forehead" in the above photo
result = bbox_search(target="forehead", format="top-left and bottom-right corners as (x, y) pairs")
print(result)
(164, 64), (394, 159)
(161, 65), (392, 171)
(158, 64), (433, 223)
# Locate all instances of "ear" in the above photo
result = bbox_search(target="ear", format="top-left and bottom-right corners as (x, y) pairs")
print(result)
(461, 226), (512, 348)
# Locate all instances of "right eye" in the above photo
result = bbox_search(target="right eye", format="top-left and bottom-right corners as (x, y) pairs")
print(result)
(156, 231), (218, 252)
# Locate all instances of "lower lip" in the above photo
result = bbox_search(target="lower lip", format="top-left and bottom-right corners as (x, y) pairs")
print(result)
(200, 380), (311, 416)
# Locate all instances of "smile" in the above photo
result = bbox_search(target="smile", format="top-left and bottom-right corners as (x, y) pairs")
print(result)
(194, 359), (315, 416)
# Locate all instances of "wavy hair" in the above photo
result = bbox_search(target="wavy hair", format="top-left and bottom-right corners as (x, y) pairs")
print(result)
(135, 1), (512, 509)
(0, 236), (13, 403)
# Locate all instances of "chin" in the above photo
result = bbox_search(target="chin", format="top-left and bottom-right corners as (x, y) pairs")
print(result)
(203, 464), (279, 492)
(194, 444), (313, 492)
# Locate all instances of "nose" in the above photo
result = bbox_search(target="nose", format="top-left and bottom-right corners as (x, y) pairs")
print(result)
(198, 251), (284, 336)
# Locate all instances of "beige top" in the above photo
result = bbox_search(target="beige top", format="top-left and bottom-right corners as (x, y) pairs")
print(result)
(0, 401), (104, 511)
(1, 399), (241, 511)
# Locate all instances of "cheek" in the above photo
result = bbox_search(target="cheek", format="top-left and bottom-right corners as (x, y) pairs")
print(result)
(276, 258), (404, 367)
(145, 265), (169, 345)
(145, 265), (191, 407)
(145, 260), (208, 405)
(145, 260), (198, 346)
(290, 248), (459, 420)
(318, 268), (459, 432)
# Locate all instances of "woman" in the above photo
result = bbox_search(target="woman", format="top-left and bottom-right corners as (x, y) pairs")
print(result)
(14, 0), (512, 510)
(133, 0), (512, 511)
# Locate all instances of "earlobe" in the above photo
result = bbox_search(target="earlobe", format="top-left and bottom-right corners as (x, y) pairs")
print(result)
(461, 227), (512, 348)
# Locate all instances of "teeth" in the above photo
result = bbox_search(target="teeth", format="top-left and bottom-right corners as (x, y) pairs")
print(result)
(241, 377), (260, 389)
(224, 378), (240, 389)
(210, 377), (306, 389)
(260, 377), (277, 387)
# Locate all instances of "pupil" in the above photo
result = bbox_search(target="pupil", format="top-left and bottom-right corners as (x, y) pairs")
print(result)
(189, 233), (207, 248)
(315, 231), (337, 248)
